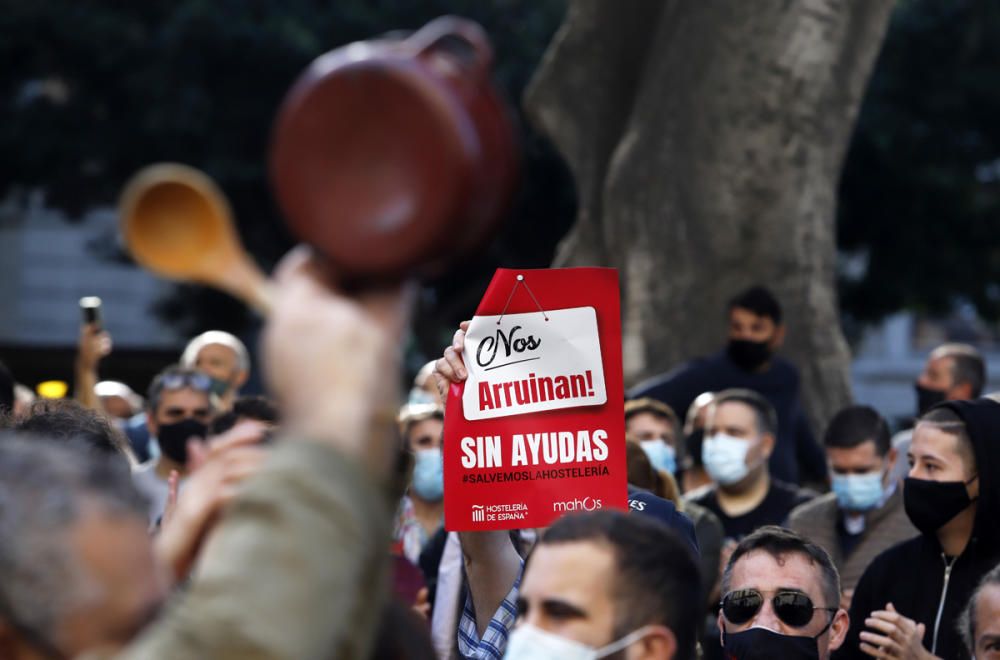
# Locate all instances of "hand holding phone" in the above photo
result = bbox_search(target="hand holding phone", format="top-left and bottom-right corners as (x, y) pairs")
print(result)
(79, 296), (102, 328)
(77, 297), (111, 370)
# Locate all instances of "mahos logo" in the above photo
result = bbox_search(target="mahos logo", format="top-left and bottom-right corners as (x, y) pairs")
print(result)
(552, 496), (603, 513)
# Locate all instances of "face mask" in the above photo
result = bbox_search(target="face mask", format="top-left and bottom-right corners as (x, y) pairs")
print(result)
(412, 447), (444, 502)
(504, 623), (654, 660)
(702, 433), (752, 485)
(407, 387), (437, 406)
(914, 383), (946, 417)
(727, 339), (773, 371)
(156, 418), (208, 465)
(208, 376), (232, 398)
(831, 471), (885, 511)
(640, 438), (677, 474)
(722, 625), (824, 660)
(903, 476), (977, 535)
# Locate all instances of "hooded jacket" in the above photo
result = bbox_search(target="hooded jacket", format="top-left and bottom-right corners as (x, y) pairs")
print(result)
(834, 398), (1000, 660)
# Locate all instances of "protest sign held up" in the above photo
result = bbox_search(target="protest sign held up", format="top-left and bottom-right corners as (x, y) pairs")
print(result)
(443, 267), (627, 531)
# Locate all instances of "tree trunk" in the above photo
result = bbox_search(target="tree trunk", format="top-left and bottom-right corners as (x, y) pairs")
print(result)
(525, 0), (895, 433)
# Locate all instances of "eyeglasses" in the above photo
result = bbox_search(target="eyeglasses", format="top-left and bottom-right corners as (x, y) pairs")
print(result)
(159, 372), (213, 393)
(721, 589), (837, 628)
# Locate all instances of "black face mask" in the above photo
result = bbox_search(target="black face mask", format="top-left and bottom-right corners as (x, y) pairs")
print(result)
(903, 476), (977, 535)
(157, 418), (208, 465)
(722, 625), (826, 660)
(914, 383), (946, 417)
(727, 339), (773, 372)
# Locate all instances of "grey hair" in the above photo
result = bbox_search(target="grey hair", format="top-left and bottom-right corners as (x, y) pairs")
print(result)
(958, 563), (1000, 656)
(180, 330), (250, 373)
(932, 343), (986, 398)
(0, 434), (148, 642)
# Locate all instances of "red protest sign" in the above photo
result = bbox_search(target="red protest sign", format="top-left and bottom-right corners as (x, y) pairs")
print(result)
(443, 267), (627, 531)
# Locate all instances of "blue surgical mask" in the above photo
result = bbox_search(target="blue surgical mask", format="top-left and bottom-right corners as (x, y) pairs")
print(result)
(407, 387), (437, 406)
(702, 433), (752, 485)
(831, 471), (885, 511)
(640, 438), (677, 474)
(412, 447), (444, 502)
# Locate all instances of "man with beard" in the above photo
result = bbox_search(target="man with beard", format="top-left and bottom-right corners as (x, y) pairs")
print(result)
(628, 286), (823, 486)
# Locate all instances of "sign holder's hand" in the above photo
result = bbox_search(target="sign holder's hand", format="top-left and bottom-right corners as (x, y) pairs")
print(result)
(434, 321), (470, 400)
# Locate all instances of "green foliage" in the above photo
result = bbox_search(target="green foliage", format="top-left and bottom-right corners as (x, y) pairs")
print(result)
(838, 0), (1000, 323)
(0, 0), (573, 346)
(12, 0), (993, 345)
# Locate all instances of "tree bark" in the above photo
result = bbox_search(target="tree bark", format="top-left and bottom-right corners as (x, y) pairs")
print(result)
(526, 0), (895, 433)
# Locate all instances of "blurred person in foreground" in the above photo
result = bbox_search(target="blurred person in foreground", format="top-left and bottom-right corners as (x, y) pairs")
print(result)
(789, 406), (916, 611)
(629, 286), (824, 486)
(888, 343), (985, 486)
(131, 366), (216, 524)
(957, 564), (1000, 660)
(10, 398), (135, 467)
(836, 400), (1000, 660)
(0, 247), (411, 659)
(717, 526), (848, 659)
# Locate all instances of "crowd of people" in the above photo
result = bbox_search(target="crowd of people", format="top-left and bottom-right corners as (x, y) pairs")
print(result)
(0, 271), (998, 660)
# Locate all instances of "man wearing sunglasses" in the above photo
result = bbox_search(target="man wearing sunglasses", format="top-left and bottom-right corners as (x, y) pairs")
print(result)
(718, 525), (849, 659)
(132, 366), (216, 524)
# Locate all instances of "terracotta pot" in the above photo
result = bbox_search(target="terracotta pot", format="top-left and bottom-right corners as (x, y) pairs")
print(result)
(269, 16), (519, 280)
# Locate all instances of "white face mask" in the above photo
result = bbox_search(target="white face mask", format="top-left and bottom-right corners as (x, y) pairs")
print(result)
(702, 432), (753, 485)
(504, 622), (654, 660)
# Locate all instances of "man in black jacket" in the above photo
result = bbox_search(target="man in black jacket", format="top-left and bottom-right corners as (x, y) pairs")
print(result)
(628, 286), (825, 486)
(835, 399), (1000, 660)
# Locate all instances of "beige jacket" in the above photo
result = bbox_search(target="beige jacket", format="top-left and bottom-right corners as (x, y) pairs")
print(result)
(92, 439), (391, 660)
(788, 485), (917, 591)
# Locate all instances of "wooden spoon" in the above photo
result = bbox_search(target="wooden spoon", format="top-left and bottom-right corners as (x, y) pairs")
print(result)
(119, 163), (273, 314)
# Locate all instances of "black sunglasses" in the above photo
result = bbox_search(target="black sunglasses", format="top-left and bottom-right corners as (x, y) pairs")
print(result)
(721, 589), (837, 628)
